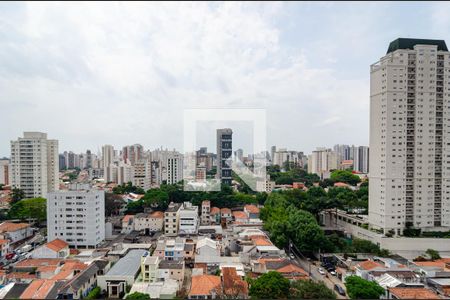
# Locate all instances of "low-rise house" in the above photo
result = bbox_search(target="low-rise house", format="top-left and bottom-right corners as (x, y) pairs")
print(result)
(178, 202), (199, 235)
(232, 211), (249, 224)
(158, 260), (185, 287)
(141, 253), (160, 283)
(195, 238), (221, 265)
(427, 278), (450, 297)
(376, 272), (423, 290)
(134, 211), (164, 233)
(184, 242), (195, 262)
(121, 215), (135, 234)
(57, 260), (110, 299)
(153, 240), (165, 259)
(97, 249), (146, 298)
(19, 279), (65, 299)
(387, 287), (441, 299)
(130, 279), (178, 299)
(210, 207), (221, 225)
(252, 258), (308, 280)
(188, 275), (222, 299)
(244, 205), (260, 219)
(164, 239), (185, 261)
(164, 202), (181, 237)
(14, 259), (64, 274)
(0, 222), (33, 245)
(220, 208), (232, 223)
(222, 267), (248, 299)
(31, 239), (69, 259)
(354, 260), (384, 280)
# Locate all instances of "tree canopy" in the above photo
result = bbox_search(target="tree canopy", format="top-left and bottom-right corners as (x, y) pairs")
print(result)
(249, 271), (291, 299)
(113, 182), (145, 195)
(10, 188), (25, 205)
(426, 248), (441, 261)
(290, 280), (336, 299)
(126, 292), (150, 300)
(330, 170), (361, 186)
(8, 197), (46, 221)
(345, 276), (384, 299)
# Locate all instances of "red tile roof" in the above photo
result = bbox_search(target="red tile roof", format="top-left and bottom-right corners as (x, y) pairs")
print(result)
(189, 275), (221, 297)
(357, 260), (384, 271)
(0, 222), (30, 232)
(150, 211), (164, 218)
(220, 208), (231, 214)
(210, 207), (220, 214)
(222, 267), (248, 297)
(244, 205), (259, 214)
(45, 239), (68, 252)
(389, 287), (440, 299)
(232, 211), (248, 219)
(0, 239), (9, 245)
(15, 258), (63, 269)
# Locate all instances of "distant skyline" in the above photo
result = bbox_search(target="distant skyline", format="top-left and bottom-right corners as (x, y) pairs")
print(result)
(2, 2), (450, 157)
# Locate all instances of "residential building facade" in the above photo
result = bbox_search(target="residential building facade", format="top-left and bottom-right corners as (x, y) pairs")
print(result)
(369, 38), (450, 234)
(10, 132), (59, 198)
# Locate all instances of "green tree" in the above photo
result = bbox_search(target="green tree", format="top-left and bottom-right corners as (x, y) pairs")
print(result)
(249, 271), (290, 299)
(290, 279), (336, 299)
(126, 292), (150, 300)
(426, 248), (441, 261)
(345, 276), (384, 299)
(8, 197), (46, 221)
(85, 287), (101, 299)
(330, 170), (361, 186)
(10, 188), (25, 205)
(0, 184), (4, 190)
(105, 193), (126, 216)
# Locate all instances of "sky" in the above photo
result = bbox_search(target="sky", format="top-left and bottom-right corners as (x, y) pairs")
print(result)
(1, 1), (450, 157)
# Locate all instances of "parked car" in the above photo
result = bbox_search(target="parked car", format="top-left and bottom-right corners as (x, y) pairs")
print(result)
(289, 254), (296, 260)
(318, 268), (325, 275)
(330, 270), (337, 276)
(334, 284), (346, 296)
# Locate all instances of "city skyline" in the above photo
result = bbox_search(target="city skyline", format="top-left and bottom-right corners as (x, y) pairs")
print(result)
(3, 2), (450, 156)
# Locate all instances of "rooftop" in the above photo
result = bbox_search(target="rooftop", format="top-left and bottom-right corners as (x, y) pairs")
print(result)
(45, 239), (69, 252)
(244, 205), (259, 214)
(0, 222), (30, 233)
(189, 275), (221, 297)
(387, 38), (448, 54)
(106, 249), (147, 277)
(389, 287), (440, 299)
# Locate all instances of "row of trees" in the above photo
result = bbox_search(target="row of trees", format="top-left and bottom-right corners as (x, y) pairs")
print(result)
(261, 191), (389, 255)
(125, 184), (266, 214)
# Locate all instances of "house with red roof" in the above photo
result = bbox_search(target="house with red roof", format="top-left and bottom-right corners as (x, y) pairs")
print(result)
(31, 239), (69, 259)
(0, 222), (33, 244)
(244, 205), (260, 219)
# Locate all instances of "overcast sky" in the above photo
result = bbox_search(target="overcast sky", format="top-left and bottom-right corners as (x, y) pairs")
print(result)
(1, 2), (450, 157)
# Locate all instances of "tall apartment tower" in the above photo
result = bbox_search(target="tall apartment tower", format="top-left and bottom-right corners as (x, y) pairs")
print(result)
(47, 184), (105, 248)
(102, 145), (114, 182)
(122, 144), (143, 166)
(10, 132), (59, 198)
(307, 148), (338, 178)
(369, 38), (450, 234)
(216, 128), (233, 186)
(166, 153), (183, 185)
(0, 158), (10, 186)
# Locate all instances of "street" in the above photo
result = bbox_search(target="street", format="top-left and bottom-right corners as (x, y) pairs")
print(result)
(293, 254), (347, 299)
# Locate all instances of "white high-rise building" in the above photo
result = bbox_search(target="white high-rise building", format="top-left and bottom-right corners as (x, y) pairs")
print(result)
(166, 153), (183, 185)
(10, 132), (59, 198)
(369, 38), (450, 234)
(102, 144), (114, 169)
(353, 146), (370, 174)
(47, 184), (105, 248)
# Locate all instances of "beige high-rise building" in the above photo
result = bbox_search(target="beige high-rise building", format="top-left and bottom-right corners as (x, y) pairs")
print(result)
(307, 148), (338, 178)
(369, 38), (450, 234)
(10, 132), (59, 198)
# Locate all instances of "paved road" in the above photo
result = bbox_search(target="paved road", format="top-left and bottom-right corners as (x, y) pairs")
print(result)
(293, 255), (347, 299)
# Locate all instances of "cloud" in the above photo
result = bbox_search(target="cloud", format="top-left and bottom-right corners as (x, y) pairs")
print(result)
(1, 2), (416, 156)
